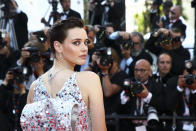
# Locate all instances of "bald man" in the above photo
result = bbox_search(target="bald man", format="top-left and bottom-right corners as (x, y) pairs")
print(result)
(119, 59), (168, 131)
(169, 5), (186, 36)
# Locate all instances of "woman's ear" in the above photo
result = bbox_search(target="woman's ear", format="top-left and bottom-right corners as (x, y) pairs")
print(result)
(53, 41), (63, 53)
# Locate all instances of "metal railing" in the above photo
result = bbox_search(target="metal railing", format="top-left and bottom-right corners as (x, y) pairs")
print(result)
(106, 114), (196, 131)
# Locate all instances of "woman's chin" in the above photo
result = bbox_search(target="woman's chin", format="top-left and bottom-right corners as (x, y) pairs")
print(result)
(76, 61), (86, 66)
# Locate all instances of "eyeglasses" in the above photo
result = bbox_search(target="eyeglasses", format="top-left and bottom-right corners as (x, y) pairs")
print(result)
(133, 42), (140, 45)
(134, 68), (147, 73)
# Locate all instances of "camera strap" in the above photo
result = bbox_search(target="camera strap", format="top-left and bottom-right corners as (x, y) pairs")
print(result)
(136, 97), (144, 115)
(183, 89), (191, 109)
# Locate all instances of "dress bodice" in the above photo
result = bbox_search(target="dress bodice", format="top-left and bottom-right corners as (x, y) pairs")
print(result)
(20, 72), (91, 131)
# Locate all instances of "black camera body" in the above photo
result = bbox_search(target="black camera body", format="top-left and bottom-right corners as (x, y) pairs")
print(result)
(25, 46), (41, 63)
(33, 30), (47, 43)
(184, 74), (196, 85)
(121, 40), (133, 50)
(123, 79), (144, 97)
(96, 47), (113, 66)
(9, 66), (25, 84)
(159, 33), (184, 45)
(96, 26), (106, 42)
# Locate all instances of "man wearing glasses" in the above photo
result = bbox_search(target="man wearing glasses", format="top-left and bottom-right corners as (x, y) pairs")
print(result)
(119, 59), (167, 131)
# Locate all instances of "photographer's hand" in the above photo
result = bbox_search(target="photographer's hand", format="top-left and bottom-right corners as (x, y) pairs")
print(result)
(178, 75), (187, 88)
(118, 32), (131, 40)
(3, 71), (14, 86)
(188, 80), (196, 90)
(137, 84), (149, 98)
(32, 58), (44, 76)
(153, 28), (170, 37)
(18, 48), (30, 65)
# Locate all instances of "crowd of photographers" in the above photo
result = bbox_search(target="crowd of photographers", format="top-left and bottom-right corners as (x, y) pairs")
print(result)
(0, 0), (196, 131)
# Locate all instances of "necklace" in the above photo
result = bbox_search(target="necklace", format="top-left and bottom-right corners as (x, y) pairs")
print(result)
(48, 68), (66, 81)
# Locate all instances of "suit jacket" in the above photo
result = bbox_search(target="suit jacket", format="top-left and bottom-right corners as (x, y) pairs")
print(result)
(118, 77), (167, 131)
(166, 76), (196, 130)
(13, 11), (28, 49)
(145, 34), (190, 76)
(67, 9), (81, 19)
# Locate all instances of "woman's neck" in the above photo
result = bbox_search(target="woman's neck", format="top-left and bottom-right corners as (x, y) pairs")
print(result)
(52, 58), (75, 71)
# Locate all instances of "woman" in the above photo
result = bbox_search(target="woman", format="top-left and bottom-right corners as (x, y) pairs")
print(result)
(20, 18), (106, 130)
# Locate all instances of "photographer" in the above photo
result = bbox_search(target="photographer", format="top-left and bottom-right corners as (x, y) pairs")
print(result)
(6, 0), (28, 49)
(119, 40), (133, 75)
(17, 40), (48, 90)
(0, 32), (20, 80)
(152, 53), (174, 86)
(165, 60), (196, 131)
(0, 66), (28, 130)
(109, 31), (153, 77)
(145, 27), (190, 76)
(119, 59), (166, 131)
(60, 0), (81, 20)
(89, 47), (128, 130)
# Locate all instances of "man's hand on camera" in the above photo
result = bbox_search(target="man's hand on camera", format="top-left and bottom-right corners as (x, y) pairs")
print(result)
(118, 32), (131, 40)
(178, 75), (187, 88)
(18, 48), (30, 65)
(137, 84), (149, 98)
(153, 28), (170, 37)
(3, 71), (14, 86)
(188, 80), (196, 90)
(32, 58), (44, 76)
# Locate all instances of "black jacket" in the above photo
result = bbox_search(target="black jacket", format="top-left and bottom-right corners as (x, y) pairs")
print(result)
(13, 11), (28, 49)
(67, 9), (81, 19)
(166, 76), (196, 131)
(118, 77), (167, 131)
(145, 34), (190, 76)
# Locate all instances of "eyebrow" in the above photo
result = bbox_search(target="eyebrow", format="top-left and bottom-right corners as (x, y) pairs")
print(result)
(72, 38), (89, 41)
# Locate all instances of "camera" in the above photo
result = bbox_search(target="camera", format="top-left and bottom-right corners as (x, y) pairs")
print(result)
(184, 60), (196, 85)
(159, 33), (172, 45)
(121, 40), (133, 50)
(24, 46), (41, 63)
(123, 79), (144, 97)
(8, 66), (25, 84)
(41, 49), (53, 72)
(184, 74), (196, 85)
(159, 32), (184, 45)
(33, 30), (47, 43)
(147, 106), (160, 130)
(96, 47), (113, 66)
(96, 25), (106, 42)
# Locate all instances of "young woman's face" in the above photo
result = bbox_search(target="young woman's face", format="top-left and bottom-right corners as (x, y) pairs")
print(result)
(61, 27), (89, 65)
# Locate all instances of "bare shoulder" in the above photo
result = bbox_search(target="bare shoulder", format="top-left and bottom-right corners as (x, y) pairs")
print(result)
(77, 71), (100, 84)
(76, 71), (101, 90)
(27, 79), (37, 104)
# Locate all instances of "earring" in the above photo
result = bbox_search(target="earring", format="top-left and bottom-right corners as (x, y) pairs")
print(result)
(59, 53), (64, 60)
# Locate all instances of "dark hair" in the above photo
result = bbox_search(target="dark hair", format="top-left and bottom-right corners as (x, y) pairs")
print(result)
(60, 0), (70, 3)
(105, 23), (116, 31)
(163, 1), (173, 9)
(48, 18), (84, 54)
(157, 52), (172, 64)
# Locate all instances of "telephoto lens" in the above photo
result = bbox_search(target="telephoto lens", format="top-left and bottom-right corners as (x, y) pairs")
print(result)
(147, 106), (160, 131)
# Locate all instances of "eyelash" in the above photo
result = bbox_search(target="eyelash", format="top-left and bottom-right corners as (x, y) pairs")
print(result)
(72, 40), (90, 46)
